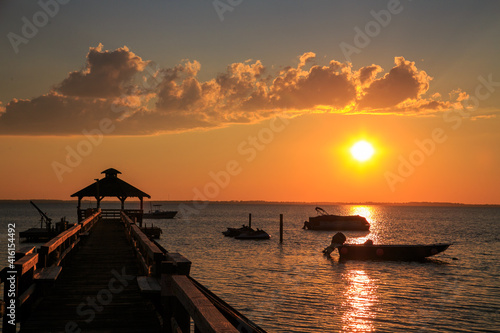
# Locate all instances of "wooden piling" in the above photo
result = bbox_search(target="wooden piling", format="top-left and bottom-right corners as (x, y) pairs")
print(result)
(249, 213), (252, 228)
(279, 214), (283, 243)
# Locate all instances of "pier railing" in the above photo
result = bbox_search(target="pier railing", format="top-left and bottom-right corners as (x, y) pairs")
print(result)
(2, 211), (251, 333)
(39, 211), (101, 268)
(2, 211), (101, 332)
(120, 211), (240, 333)
(121, 211), (164, 276)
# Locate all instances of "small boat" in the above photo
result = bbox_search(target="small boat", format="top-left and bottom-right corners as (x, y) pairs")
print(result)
(143, 204), (177, 219)
(20, 201), (74, 242)
(303, 207), (370, 231)
(140, 224), (162, 239)
(337, 243), (451, 261)
(323, 232), (451, 261)
(222, 225), (253, 237)
(235, 229), (270, 240)
(19, 228), (60, 242)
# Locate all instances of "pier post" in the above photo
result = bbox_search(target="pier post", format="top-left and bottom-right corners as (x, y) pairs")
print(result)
(249, 213), (252, 228)
(161, 254), (191, 333)
(280, 214), (283, 243)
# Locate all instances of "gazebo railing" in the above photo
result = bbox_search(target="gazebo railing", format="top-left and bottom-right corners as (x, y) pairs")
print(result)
(123, 209), (143, 224)
(77, 208), (101, 222)
(78, 208), (143, 224)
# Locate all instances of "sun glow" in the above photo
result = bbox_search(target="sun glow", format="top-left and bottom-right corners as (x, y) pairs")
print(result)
(350, 140), (375, 162)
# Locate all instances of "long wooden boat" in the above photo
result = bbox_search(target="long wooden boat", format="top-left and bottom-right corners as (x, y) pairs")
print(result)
(303, 207), (370, 231)
(337, 243), (451, 261)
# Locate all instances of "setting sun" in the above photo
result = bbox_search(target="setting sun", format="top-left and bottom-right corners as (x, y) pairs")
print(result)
(350, 140), (375, 162)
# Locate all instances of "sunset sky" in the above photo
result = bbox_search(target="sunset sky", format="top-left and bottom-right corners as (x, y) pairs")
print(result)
(1, 1), (499, 204)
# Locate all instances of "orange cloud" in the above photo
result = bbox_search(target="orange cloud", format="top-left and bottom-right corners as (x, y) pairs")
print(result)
(0, 45), (472, 136)
(298, 51), (316, 68)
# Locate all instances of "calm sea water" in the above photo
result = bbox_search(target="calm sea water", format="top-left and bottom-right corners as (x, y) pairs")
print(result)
(0, 201), (499, 332)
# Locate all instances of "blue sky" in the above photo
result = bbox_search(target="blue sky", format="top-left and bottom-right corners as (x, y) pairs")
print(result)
(1, 0), (499, 103)
(0, 1), (499, 203)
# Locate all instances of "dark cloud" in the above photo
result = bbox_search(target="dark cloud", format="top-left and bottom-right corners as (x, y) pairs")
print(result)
(56, 44), (148, 98)
(358, 64), (383, 87)
(358, 57), (431, 109)
(0, 93), (132, 135)
(268, 60), (356, 109)
(156, 60), (211, 112)
(0, 46), (465, 136)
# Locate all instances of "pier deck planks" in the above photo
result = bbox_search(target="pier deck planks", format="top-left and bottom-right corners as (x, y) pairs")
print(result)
(19, 219), (162, 333)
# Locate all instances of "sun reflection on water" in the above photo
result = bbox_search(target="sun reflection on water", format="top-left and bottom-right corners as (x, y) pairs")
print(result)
(341, 270), (377, 333)
(348, 206), (381, 244)
(349, 206), (373, 222)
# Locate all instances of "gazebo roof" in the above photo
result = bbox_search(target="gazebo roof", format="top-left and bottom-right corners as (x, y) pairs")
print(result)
(71, 168), (151, 199)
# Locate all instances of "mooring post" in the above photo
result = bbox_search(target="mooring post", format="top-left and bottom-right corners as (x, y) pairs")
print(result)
(249, 213), (252, 228)
(280, 214), (283, 243)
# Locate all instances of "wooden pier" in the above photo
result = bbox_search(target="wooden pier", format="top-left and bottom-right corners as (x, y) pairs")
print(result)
(2, 210), (264, 333)
(1, 169), (266, 332)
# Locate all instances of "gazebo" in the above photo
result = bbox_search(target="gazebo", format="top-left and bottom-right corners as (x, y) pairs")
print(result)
(71, 168), (151, 221)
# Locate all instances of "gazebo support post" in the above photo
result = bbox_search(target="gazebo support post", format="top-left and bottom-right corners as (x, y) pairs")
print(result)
(139, 197), (144, 227)
(119, 196), (127, 210)
(77, 197), (82, 222)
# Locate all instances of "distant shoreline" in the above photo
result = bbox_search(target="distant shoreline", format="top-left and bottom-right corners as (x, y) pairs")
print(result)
(0, 199), (498, 207)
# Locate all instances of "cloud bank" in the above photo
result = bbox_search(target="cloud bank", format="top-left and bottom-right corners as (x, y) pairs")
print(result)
(0, 44), (465, 136)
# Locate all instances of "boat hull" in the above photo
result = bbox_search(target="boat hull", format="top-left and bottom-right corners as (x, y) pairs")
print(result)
(143, 211), (177, 219)
(304, 215), (370, 231)
(234, 231), (270, 240)
(222, 226), (253, 237)
(20, 221), (75, 242)
(19, 228), (60, 242)
(338, 243), (451, 261)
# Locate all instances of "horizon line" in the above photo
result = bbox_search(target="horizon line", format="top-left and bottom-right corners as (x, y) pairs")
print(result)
(0, 199), (498, 207)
